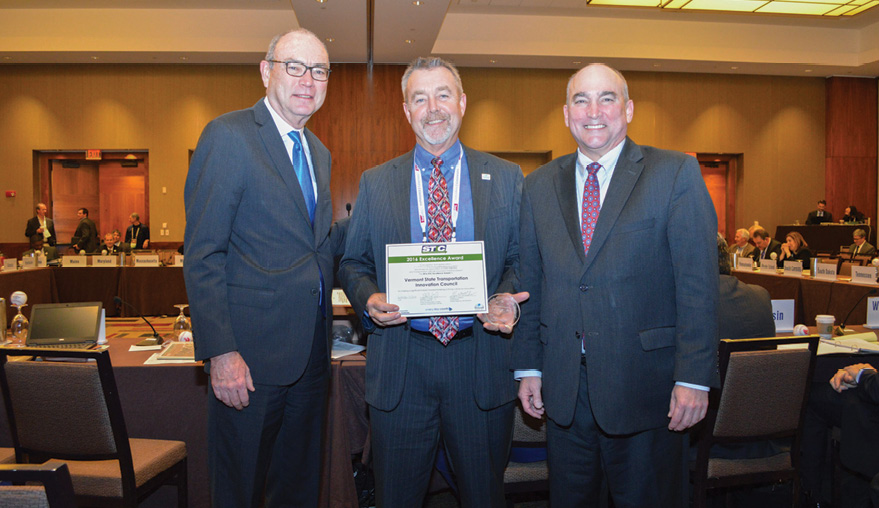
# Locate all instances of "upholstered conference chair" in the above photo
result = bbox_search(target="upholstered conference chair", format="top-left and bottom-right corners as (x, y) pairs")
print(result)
(0, 460), (76, 507)
(0, 348), (188, 507)
(691, 335), (819, 508)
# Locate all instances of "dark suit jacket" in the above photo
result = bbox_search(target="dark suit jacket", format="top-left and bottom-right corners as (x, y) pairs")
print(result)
(513, 138), (719, 432)
(841, 369), (879, 477)
(184, 99), (335, 386)
(25, 216), (56, 246)
(717, 274), (775, 341)
(22, 246), (59, 262)
(125, 224), (150, 249)
(752, 239), (783, 261)
(339, 147), (522, 412)
(71, 218), (98, 253)
(850, 241), (877, 258)
(806, 209), (833, 225)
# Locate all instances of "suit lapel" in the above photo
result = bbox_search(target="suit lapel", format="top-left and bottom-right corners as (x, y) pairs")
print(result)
(389, 152), (415, 244)
(553, 153), (587, 265)
(582, 139), (644, 273)
(253, 100), (314, 230)
(465, 147), (490, 242)
(304, 128), (331, 243)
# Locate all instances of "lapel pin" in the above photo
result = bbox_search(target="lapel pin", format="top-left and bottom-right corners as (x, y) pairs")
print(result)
(482, 173), (491, 180)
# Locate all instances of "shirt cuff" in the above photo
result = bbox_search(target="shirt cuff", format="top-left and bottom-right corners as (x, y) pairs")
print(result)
(675, 381), (709, 391)
(514, 370), (542, 380)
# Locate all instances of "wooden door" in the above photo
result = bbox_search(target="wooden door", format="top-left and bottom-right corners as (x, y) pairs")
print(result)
(99, 161), (146, 239)
(50, 161), (100, 245)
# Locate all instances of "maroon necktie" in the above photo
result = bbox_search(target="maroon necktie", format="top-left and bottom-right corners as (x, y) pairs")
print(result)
(426, 157), (458, 345)
(581, 162), (602, 255)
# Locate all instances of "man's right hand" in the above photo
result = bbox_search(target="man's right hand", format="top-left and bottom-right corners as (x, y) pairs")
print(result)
(210, 351), (255, 410)
(518, 376), (545, 418)
(366, 293), (407, 327)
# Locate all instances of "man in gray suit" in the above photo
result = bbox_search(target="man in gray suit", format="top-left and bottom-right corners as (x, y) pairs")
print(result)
(184, 28), (335, 508)
(340, 57), (526, 508)
(513, 64), (718, 507)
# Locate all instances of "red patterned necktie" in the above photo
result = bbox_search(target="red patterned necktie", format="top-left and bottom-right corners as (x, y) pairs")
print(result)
(426, 156), (458, 345)
(581, 162), (602, 255)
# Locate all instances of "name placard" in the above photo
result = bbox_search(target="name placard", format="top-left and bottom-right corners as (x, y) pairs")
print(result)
(35, 254), (47, 268)
(173, 255), (184, 267)
(93, 255), (117, 267)
(62, 256), (86, 267)
(813, 262), (838, 281)
(782, 261), (803, 277)
(3, 259), (18, 270)
(760, 259), (777, 272)
(771, 299), (795, 332)
(21, 257), (35, 269)
(852, 266), (878, 285)
(133, 254), (160, 267)
(736, 257), (754, 271)
(867, 297), (879, 328)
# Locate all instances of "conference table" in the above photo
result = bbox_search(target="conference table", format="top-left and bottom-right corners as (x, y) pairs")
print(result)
(0, 318), (369, 508)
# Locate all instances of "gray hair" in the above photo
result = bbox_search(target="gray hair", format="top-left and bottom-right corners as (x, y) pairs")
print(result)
(566, 63), (630, 102)
(854, 228), (867, 239)
(736, 228), (750, 241)
(265, 28), (327, 67)
(401, 57), (463, 99)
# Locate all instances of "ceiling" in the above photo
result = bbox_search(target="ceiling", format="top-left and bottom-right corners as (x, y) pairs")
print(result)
(1, 0), (878, 77)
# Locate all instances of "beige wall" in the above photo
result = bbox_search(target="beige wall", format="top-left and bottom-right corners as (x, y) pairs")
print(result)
(0, 64), (825, 244)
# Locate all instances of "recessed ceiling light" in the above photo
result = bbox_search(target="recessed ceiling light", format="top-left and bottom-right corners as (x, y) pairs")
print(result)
(489, 59), (497, 64)
(326, 38), (335, 42)
(91, 56), (100, 60)
(730, 66), (738, 70)
(413, 0), (423, 5)
(652, 63), (661, 68)
(179, 56), (188, 61)
(405, 39), (413, 44)
(2, 56), (12, 61)
(572, 61), (582, 64)
(316, 0), (327, 3)
(804, 69), (813, 73)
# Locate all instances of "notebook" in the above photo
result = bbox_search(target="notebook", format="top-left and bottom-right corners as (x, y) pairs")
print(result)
(26, 301), (103, 348)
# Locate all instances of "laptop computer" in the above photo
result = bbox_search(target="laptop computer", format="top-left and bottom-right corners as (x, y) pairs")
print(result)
(26, 301), (103, 349)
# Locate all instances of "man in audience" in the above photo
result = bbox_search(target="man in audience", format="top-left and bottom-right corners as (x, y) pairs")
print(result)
(24, 202), (55, 246)
(806, 199), (833, 225)
(112, 230), (125, 252)
(184, 28), (336, 508)
(801, 363), (879, 507)
(22, 234), (58, 261)
(850, 228), (876, 259)
(102, 233), (127, 254)
(71, 207), (98, 254)
(339, 56), (525, 507)
(751, 228), (782, 262)
(717, 234), (775, 340)
(124, 212), (150, 250)
(728, 228), (756, 258)
(513, 63), (718, 507)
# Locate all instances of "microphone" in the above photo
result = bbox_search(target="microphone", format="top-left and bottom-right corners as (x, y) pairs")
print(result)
(346, 203), (352, 217)
(114, 296), (163, 345)
(835, 288), (879, 336)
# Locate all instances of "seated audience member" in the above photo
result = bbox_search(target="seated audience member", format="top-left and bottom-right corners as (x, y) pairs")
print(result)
(101, 233), (128, 254)
(842, 205), (867, 224)
(125, 212), (150, 250)
(801, 364), (879, 508)
(22, 234), (59, 261)
(850, 229), (877, 259)
(24, 202), (56, 246)
(727, 228), (756, 258)
(806, 199), (833, 225)
(779, 231), (812, 268)
(70, 207), (98, 254)
(751, 228), (783, 262)
(112, 229), (125, 251)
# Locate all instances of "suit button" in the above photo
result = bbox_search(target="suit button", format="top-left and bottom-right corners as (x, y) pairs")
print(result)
(579, 284), (588, 292)
(311, 289), (319, 296)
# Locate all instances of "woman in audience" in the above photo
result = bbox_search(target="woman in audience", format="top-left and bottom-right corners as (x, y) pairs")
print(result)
(779, 231), (812, 268)
(842, 205), (866, 224)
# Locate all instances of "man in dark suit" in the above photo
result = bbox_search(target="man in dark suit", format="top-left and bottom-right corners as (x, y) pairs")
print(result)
(339, 57), (526, 508)
(101, 233), (128, 254)
(513, 63), (718, 507)
(717, 234), (775, 341)
(850, 228), (877, 259)
(24, 202), (56, 246)
(22, 234), (59, 262)
(124, 212), (150, 250)
(802, 363), (879, 507)
(751, 227), (782, 263)
(70, 207), (98, 253)
(184, 28), (335, 508)
(806, 199), (833, 225)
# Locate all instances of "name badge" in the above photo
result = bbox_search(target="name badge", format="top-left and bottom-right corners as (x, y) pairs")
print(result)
(94, 255), (117, 267)
(133, 254), (160, 267)
(851, 266), (878, 285)
(736, 257), (754, 271)
(62, 256), (86, 267)
(813, 262), (838, 281)
(771, 299), (795, 332)
(782, 261), (803, 277)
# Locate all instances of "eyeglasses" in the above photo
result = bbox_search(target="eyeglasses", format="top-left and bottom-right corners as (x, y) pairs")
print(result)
(267, 60), (331, 81)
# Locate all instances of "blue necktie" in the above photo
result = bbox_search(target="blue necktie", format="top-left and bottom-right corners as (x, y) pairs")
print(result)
(288, 131), (316, 225)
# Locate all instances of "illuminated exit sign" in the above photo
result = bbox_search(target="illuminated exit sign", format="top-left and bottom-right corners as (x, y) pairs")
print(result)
(85, 149), (102, 160)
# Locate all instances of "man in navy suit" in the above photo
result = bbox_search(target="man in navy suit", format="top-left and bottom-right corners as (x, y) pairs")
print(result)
(340, 57), (526, 508)
(184, 28), (335, 508)
(513, 64), (718, 507)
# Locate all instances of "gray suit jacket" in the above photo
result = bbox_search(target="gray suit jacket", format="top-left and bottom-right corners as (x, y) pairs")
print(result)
(339, 146), (523, 412)
(513, 138), (719, 433)
(184, 99), (334, 386)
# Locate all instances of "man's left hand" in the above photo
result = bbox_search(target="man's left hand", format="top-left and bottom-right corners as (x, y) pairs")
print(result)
(667, 384), (708, 431)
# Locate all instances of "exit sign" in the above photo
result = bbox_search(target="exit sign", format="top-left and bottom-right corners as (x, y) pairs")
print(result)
(85, 149), (102, 160)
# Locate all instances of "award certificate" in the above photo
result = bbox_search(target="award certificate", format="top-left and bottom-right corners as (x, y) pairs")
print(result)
(386, 241), (488, 318)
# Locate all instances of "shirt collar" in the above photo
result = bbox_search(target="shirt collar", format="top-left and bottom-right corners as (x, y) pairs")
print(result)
(576, 139), (626, 177)
(414, 141), (462, 176)
(263, 97), (302, 137)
